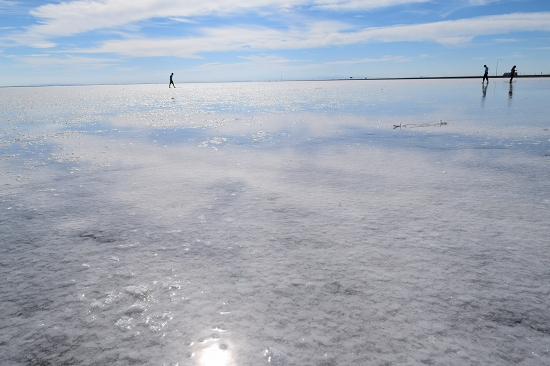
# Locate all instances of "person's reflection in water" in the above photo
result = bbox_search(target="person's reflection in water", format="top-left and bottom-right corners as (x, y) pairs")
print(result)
(481, 83), (487, 107)
(508, 82), (513, 107)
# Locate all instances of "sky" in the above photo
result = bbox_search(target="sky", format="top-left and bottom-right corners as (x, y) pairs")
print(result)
(0, 0), (549, 86)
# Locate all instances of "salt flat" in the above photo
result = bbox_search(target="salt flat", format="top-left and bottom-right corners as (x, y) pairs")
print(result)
(1, 79), (549, 365)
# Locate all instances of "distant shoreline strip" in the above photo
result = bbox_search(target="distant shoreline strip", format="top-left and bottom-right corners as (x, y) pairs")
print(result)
(2, 75), (549, 88)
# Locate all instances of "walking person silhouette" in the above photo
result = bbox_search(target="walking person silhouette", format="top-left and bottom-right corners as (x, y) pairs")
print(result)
(169, 73), (176, 88)
(509, 66), (516, 83)
(482, 65), (489, 83)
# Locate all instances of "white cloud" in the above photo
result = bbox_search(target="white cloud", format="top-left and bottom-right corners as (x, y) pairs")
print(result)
(505, 52), (523, 58)
(76, 12), (550, 57)
(15, 0), (282, 44)
(189, 53), (324, 80)
(30, 41), (57, 49)
(469, 0), (500, 5)
(168, 17), (197, 24)
(353, 12), (550, 45)
(76, 21), (350, 57)
(440, 0), (501, 18)
(0, 0), (19, 12)
(239, 54), (296, 63)
(15, 54), (121, 68)
(21, 0), (430, 41)
(493, 38), (520, 43)
(324, 55), (412, 65)
(312, 0), (430, 11)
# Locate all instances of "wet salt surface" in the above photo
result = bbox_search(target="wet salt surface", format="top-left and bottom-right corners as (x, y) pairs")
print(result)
(1, 79), (549, 365)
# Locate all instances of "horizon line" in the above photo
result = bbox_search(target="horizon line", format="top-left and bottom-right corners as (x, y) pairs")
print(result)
(2, 74), (549, 88)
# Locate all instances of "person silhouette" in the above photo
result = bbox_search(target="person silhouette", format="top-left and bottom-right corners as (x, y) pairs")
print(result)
(509, 66), (516, 83)
(169, 73), (176, 88)
(482, 65), (489, 83)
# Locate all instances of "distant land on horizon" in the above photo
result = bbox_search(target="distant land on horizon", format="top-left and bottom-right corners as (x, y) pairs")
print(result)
(2, 74), (550, 88)
(342, 74), (550, 81)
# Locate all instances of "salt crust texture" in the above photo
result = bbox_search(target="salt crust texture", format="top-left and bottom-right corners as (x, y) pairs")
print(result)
(1, 79), (549, 365)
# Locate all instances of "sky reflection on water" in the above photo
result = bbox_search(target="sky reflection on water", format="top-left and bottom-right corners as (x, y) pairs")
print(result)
(1, 79), (549, 158)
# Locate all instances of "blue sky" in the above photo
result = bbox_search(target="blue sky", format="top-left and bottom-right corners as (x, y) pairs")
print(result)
(0, 0), (549, 86)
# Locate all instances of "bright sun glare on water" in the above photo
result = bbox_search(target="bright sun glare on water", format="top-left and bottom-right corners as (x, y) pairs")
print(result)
(198, 343), (233, 366)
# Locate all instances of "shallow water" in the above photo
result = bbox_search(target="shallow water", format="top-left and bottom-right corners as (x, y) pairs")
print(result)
(1, 79), (549, 365)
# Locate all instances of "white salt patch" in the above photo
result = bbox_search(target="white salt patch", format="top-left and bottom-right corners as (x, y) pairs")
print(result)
(124, 285), (151, 299)
(123, 303), (146, 315)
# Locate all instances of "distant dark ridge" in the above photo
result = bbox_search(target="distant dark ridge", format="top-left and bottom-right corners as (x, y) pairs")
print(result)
(337, 74), (550, 81)
(2, 74), (549, 88)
